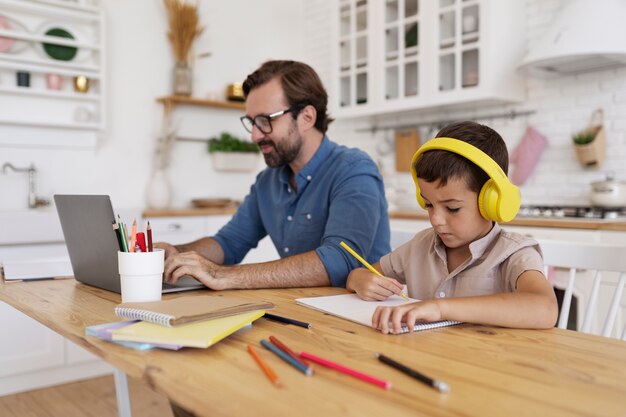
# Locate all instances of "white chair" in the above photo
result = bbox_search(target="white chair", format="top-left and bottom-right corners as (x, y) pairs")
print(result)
(537, 239), (626, 340)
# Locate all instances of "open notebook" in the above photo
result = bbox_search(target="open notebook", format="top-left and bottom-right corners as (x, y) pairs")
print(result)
(296, 292), (461, 334)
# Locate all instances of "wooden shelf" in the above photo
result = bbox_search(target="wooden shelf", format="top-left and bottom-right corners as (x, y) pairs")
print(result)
(156, 96), (246, 111)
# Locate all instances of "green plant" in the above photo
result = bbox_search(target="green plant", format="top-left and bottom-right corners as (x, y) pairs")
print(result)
(208, 132), (259, 153)
(572, 131), (596, 145)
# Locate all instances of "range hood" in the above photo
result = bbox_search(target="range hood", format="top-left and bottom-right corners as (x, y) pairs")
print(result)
(518, 0), (626, 76)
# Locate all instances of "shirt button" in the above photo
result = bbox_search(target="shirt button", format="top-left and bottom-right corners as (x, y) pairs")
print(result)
(284, 247), (290, 253)
(287, 215), (293, 221)
(306, 214), (312, 220)
(438, 291), (446, 298)
(306, 175), (312, 181)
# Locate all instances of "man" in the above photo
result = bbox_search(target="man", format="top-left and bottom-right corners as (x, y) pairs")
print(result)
(158, 60), (390, 290)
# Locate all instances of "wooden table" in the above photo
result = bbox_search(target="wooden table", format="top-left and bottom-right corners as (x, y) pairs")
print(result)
(1, 279), (626, 417)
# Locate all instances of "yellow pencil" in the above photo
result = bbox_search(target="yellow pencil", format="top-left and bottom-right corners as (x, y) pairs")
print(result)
(340, 241), (409, 301)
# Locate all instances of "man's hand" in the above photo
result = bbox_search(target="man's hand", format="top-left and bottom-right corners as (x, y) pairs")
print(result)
(154, 241), (179, 260)
(346, 268), (404, 301)
(372, 300), (443, 334)
(163, 251), (229, 290)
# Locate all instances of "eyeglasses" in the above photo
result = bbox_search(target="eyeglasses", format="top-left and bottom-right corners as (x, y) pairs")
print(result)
(240, 108), (294, 134)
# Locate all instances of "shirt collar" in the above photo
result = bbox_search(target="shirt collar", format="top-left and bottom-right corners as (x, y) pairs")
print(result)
(433, 222), (501, 261)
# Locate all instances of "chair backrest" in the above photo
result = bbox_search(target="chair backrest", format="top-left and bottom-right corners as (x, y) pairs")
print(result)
(537, 239), (626, 340)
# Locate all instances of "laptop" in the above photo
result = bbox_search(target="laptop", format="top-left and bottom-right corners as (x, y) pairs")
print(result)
(54, 195), (204, 294)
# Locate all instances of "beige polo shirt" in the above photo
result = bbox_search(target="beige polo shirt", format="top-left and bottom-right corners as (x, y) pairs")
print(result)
(379, 223), (544, 300)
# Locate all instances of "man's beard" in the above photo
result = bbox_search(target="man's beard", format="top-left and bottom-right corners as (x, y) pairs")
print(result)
(258, 124), (303, 168)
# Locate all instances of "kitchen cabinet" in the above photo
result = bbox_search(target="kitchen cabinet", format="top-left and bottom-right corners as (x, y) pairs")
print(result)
(332, 0), (526, 118)
(0, 0), (105, 147)
(0, 213), (110, 395)
(145, 214), (279, 264)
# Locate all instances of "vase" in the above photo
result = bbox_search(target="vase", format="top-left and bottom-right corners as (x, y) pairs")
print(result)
(173, 61), (192, 96)
(145, 169), (172, 209)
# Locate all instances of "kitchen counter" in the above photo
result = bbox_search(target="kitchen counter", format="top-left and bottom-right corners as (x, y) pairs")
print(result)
(143, 207), (626, 231)
(390, 210), (626, 231)
(143, 206), (238, 218)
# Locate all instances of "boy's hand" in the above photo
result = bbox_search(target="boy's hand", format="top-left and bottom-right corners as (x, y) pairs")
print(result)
(346, 268), (404, 301)
(372, 300), (443, 334)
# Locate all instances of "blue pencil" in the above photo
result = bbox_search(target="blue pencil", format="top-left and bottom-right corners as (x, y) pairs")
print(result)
(260, 339), (312, 376)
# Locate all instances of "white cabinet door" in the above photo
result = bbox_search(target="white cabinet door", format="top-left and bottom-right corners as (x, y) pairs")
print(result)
(65, 339), (99, 365)
(0, 302), (64, 379)
(332, 0), (526, 118)
(147, 216), (206, 245)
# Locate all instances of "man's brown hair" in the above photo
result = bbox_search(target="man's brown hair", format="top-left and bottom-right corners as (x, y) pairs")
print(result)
(242, 60), (334, 133)
(413, 121), (509, 193)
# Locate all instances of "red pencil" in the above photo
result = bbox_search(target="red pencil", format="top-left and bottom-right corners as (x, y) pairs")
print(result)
(269, 336), (312, 373)
(147, 221), (153, 252)
(300, 351), (391, 390)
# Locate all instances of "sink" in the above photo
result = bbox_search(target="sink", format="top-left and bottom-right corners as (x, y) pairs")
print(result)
(0, 209), (64, 245)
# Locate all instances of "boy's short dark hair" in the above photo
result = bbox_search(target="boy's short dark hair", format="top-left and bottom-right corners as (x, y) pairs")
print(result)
(413, 121), (509, 194)
(242, 60), (334, 133)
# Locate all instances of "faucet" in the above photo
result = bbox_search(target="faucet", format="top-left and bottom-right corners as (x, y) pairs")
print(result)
(2, 162), (50, 209)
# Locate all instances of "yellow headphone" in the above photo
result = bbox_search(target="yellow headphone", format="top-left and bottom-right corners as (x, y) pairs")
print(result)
(410, 137), (521, 222)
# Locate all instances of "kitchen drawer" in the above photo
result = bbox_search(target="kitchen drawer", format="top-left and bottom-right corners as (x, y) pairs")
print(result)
(146, 217), (206, 245)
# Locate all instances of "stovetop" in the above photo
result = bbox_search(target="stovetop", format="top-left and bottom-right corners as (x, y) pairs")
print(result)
(518, 205), (626, 220)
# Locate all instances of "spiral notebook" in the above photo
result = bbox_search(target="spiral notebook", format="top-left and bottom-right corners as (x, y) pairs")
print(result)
(115, 295), (274, 327)
(295, 292), (461, 334)
(111, 310), (265, 348)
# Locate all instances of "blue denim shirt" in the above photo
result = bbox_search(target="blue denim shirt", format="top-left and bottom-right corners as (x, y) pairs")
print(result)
(213, 135), (390, 287)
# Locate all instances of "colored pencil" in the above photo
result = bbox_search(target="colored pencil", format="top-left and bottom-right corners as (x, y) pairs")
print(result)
(261, 339), (312, 376)
(129, 219), (137, 253)
(147, 221), (153, 252)
(117, 215), (128, 252)
(268, 336), (311, 371)
(339, 241), (409, 301)
(112, 221), (124, 252)
(300, 351), (391, 390)
(247, 344), (281, 387)
(263, 313), (312, 329)
(375, 352), (450, 393)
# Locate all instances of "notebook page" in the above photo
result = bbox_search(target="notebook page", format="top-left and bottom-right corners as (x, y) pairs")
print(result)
(296, 291), (461, 333)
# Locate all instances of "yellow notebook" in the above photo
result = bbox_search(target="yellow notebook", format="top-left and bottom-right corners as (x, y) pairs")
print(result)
(111, 310), (265, 348)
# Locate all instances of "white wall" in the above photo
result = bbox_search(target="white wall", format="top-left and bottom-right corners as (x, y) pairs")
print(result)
(307, 0), (626, 208)
(0, 0), (305, 211)
(3, 0), (624, 212)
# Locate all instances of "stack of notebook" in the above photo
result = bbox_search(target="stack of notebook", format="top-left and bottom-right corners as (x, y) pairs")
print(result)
(85, 296), (274, 349)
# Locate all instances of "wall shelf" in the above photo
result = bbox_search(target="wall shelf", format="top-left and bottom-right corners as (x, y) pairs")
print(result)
(156, 96), (246, 111)
(0, 0), (106, 142)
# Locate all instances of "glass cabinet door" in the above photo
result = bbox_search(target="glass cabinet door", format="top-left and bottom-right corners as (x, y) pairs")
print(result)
(338, 0), (369, 107)
(384, 0), (420, 101)
(438, 0), (480, 92)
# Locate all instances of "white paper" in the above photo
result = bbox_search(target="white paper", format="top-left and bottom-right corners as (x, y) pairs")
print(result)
(2, 258), (73, 280)
(296, 291), (460, 333)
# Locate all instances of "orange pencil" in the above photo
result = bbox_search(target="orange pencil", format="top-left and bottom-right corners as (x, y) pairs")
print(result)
(129, 219), (137, 253)
(247, 344), (281, 387)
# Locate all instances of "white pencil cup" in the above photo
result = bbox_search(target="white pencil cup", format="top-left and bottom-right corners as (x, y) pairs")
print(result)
(118, 249), (164, 303)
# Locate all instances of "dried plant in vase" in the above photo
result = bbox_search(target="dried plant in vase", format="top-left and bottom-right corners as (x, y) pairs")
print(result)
(163, 0), (204, 96)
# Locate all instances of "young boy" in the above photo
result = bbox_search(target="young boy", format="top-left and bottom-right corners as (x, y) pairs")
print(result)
(346, 121), (558, 334)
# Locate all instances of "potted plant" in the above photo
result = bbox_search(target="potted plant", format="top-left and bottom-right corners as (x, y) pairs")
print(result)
(572, 108), (606, 169)
(208, 132), (261, 172)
